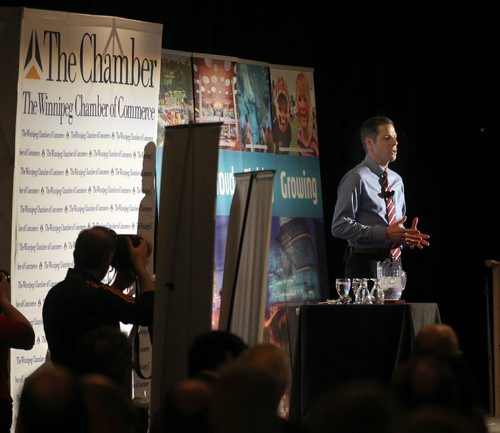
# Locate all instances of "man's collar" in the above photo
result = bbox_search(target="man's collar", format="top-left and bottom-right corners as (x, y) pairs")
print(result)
(364, 155), (387, 176)
(67, 267), (102, 283)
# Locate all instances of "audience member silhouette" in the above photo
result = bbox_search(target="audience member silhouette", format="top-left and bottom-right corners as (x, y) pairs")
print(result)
(209, 342), (303, 433)
(409, 323), (487, 433)
(414, 323), (460, 360)
(239, 343), (292, 418)
(396, 406), (478, 433)
(188, 330), (247, 384)
(81, 374), (136, 433)
(15, 364), (88, 433)
(305, 380), (396, 433)
(391, 356), (487, 433)
(211, 362), (287, 433)
(240, 343), (290, 392)
(150, 378), (213, 433)
(74, 325), (132, 397)
(73, 325), (148, 433)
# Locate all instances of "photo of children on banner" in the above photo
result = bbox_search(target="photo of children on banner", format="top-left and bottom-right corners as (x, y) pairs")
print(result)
(295, 73), (319, 156)
(272, 76), (292, 151)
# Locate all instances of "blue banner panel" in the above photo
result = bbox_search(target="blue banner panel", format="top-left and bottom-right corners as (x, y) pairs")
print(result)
(215, 150), (243, 215)
(273, 154), (322, 218)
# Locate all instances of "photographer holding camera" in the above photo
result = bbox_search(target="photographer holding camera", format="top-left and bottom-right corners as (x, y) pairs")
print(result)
(42, 226), (154, 372)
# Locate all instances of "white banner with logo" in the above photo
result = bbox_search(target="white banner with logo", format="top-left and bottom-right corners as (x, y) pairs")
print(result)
(10, 7), (161, 411)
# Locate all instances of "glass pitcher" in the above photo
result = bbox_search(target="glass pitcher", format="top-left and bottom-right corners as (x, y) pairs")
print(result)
(376, 259), (407, 301)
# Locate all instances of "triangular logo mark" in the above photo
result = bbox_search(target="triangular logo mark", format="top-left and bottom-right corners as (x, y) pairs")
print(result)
(24, 31), (43, 80)
(25, 65), (40, 80)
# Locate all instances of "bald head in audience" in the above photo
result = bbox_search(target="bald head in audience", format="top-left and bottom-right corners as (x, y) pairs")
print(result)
(81, 374), (135, 433)
(414, 324), (460, 360)
(16, 364), (88, 433)
(240, 343), (290, 397)
(150, 378), (212, 433)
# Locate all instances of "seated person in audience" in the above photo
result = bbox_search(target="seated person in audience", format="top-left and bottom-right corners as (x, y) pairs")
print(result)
(306, 380), (396, 433)
(391, 356), (487, 433)
(211, 359), (294, 433)
(81, 374), (136, 433)
(74, 326), (148, 433)
(188, 330), (247, 384)
(396, 406), (478, 433)
(412, 323), (486, 433)
(74, 325), (132, 397)
(16, 364), (87, 433)
(414, 323), (460, 360)
(0, 270), (35, 433)
(240, 343), (290, 405)
(150, 378), (212, 433)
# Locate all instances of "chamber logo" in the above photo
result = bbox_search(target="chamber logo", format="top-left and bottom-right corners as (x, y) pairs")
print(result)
(24, 31), (43, 80)
(22, 25), (157, 87)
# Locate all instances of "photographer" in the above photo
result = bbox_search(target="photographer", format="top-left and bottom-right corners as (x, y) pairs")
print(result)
(42, 226), (154, 372)
(1, 270), (35, 433)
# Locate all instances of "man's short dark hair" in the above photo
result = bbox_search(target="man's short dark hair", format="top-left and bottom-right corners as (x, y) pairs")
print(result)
(188, 331), (248, 377)
(360, 116), (394, 152)
(74, 325), (132, 386)
(73, 226), (116, 270)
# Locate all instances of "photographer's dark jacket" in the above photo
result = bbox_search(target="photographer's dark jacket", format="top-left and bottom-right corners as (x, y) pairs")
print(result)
(42, 268), (154, 371)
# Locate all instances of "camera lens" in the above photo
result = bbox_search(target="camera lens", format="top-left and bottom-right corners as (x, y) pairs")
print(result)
(111, 234), (151, 270)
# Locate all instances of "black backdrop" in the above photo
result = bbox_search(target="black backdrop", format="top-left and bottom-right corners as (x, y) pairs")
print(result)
(4, 0), (499, 411)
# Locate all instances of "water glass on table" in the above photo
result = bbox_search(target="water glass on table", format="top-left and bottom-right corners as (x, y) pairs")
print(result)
(351, 278), (362, 303)
(356, 278), (371, 304)
(335, 278), (351, 304)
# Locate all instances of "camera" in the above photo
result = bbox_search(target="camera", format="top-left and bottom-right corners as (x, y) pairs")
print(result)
(111, 234), (147, 270)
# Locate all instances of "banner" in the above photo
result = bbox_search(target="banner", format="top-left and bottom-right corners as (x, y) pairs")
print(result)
(155, 55), (329, 349)
(151, 123), (220, 414)
(9, 7), (162, 412)
(219, 170), (275, 344)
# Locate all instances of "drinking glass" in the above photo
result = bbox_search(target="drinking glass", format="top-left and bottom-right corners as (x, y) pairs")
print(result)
(356, 278), (371, 304)
(371, 280), (385, 304)
(351, 278), (362, 303)
(335, 278), (351, 304)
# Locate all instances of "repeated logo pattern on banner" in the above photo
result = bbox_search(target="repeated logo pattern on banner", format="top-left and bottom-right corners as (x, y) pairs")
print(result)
(11, 8), (162, 412)
(156, 51), (329, 346)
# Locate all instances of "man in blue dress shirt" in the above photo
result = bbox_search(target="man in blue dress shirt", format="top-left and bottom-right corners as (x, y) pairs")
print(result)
(331, 116), (430, 278)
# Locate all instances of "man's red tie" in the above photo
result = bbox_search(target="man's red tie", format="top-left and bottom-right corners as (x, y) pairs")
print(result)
(380, 170), (401, 261)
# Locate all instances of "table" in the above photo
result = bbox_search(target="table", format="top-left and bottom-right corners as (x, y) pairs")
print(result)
(287, 303), (441, 423)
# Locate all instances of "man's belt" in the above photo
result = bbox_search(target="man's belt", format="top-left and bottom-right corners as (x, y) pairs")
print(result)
(349, 247), (391, 256)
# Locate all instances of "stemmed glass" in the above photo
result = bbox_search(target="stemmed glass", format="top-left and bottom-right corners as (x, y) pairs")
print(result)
(356, 278), (371, 304)
(371, 280), (385, 304)
(351, 278), (362, 303)
(335, 278), (351, 304)
(367, 278), (379, 303)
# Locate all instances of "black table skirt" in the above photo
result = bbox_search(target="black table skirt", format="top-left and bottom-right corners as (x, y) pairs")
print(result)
(287, 303), (441, 423)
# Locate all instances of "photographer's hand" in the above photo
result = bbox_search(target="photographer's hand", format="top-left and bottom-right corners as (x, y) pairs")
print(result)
(127, 236), (154, 294)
